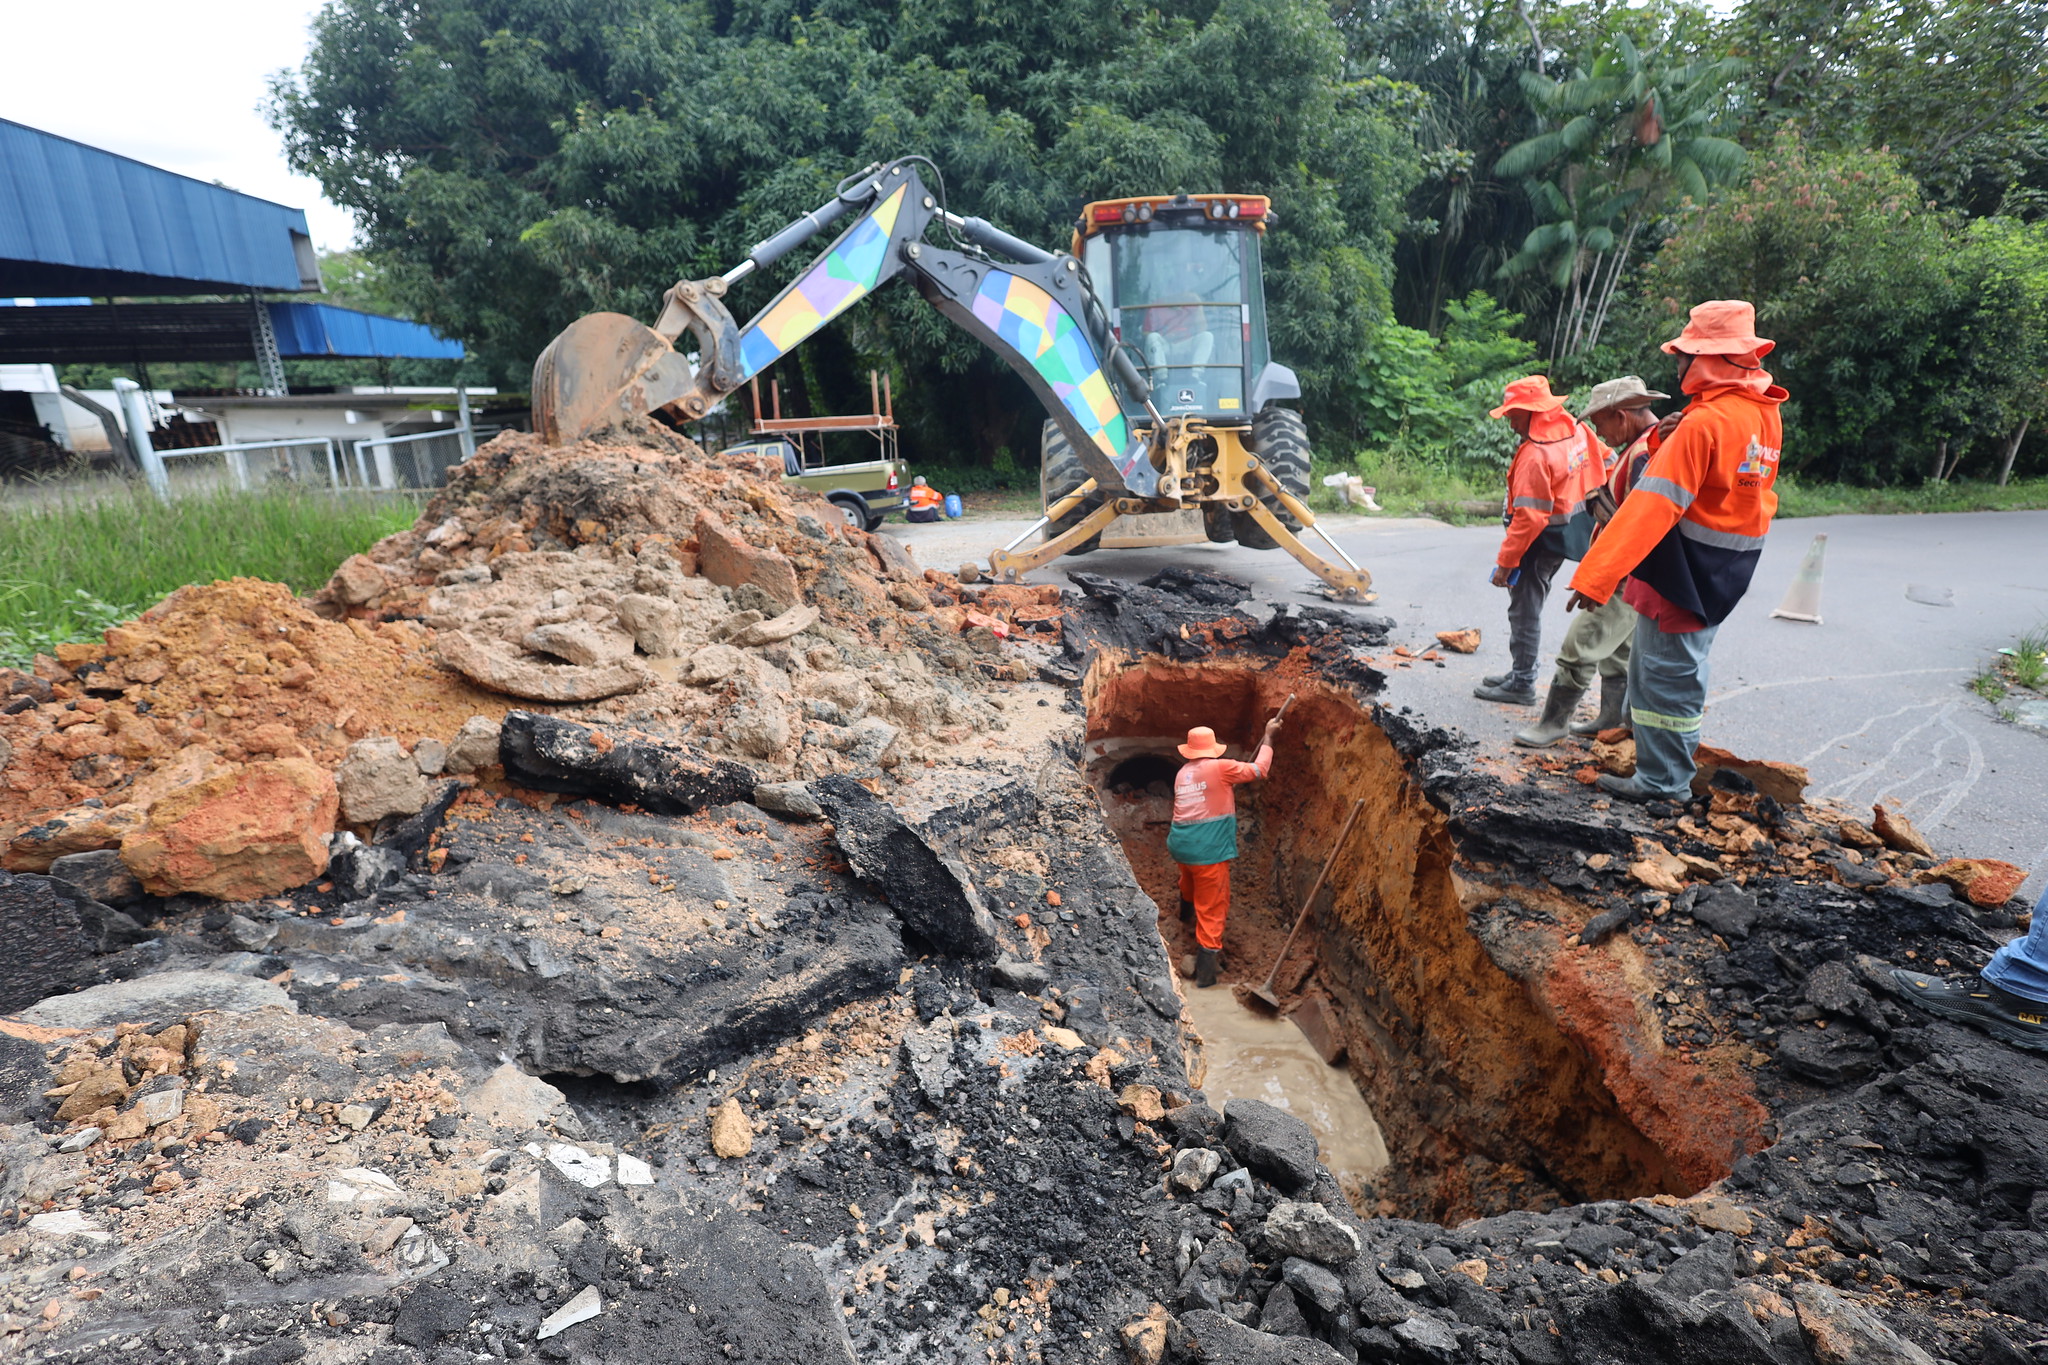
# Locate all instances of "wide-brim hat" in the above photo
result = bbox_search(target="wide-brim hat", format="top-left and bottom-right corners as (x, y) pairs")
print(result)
(1177, 726), (1228, 760)
(1580, 375), (1670, 418)
(1489, 374), (1569, 419)
(1661, 299), (1775, 357)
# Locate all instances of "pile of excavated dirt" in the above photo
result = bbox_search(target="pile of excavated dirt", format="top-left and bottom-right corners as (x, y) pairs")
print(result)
(3, 522), (2046, 1365)
(0, 427), (1064, 905)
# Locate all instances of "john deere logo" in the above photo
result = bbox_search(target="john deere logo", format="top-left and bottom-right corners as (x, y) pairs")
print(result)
(1176, 388), (1196, 406)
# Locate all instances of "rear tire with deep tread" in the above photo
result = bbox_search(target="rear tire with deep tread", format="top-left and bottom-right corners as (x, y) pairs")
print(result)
(1232, 406), (1313, 550)
(1039, 419), (1102, 556)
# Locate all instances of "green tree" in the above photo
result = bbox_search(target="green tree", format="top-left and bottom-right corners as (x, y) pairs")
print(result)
(1629, 129), (2046, 483)
(268, 0), (1422, 463)
(1728, 0), (2048, 217)
(1494, 33), (1748, 359)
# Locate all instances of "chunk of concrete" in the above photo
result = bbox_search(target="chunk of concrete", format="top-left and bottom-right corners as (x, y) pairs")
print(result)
(18, 970), (295, 1029)
(615, 593), (688, 656)
(436, 630), (648, 703)
(1263, 1200), (1361, 1265)
(731, 604), (819, 648)
(1222, 1098), (1322, 1193)
(120, 758), (338, 900)
(337, 736), (431, 825)
(499, 712), (756, 816)
(753, 781), (823, 821)
(524, 619), (637, 667)
(444, 715), (503, 774)
(695, 509), (801, 608)
(46, 849), (143, 906)
(463, 1062), (567, 1130)
(813, 776), (1000, 959)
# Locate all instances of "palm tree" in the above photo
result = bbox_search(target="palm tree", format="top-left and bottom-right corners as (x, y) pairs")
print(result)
(1495, 34), (1749, 358)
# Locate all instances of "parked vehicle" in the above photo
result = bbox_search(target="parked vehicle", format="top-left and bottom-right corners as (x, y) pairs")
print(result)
(721, 435), (906, 532)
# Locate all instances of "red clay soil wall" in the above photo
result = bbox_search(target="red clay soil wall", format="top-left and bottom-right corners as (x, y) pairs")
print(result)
(1083, 654), (1769, 1224)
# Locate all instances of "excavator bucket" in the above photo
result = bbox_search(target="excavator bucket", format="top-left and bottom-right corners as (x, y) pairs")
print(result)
(531, 312), (697, 445)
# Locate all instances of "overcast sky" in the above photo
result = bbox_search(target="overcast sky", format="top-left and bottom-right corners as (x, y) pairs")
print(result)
(0, 1), (354, 251)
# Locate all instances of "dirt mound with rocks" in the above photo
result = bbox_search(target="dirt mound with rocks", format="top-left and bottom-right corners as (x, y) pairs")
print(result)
(0, 427), (1051, 901)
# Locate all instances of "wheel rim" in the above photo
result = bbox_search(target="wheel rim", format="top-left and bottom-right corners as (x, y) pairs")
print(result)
(834, 501), (863, 529)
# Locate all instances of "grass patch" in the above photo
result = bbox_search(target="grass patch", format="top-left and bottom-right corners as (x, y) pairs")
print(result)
(1971, 621), (2048, 712)
(1777, 475), (2048, 518)
(0, 484), (419, 668)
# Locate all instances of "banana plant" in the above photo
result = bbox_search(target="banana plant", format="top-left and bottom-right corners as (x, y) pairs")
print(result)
(1495, 34), (1748, 358)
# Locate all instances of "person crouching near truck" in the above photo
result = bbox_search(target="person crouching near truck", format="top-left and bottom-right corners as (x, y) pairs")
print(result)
(1168, 709), (1285, 989)
(905, 475), (944, 523)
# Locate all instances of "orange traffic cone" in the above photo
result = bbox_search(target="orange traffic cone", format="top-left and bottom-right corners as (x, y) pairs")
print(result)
(1770, 533), (1827, 624)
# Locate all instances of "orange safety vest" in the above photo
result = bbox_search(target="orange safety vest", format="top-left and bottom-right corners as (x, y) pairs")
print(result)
(907, 484), (943, 509)
(1498, 417), (1609, 568)
(1572, 375), (1786, 624)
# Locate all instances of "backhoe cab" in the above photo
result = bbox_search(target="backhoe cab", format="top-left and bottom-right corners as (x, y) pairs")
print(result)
(526, 162), (1369, 599)
(1010, 192), (1368, 598)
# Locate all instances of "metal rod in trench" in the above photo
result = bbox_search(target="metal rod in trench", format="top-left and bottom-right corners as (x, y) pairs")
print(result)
(1244, 796), (1365, 1014)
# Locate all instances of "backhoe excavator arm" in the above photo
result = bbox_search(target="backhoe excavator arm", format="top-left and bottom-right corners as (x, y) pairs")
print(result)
(531, 158), (1158, 497)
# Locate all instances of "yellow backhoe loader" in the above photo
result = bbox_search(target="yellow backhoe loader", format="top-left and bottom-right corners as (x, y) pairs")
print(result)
(528, 158), (1371, 599)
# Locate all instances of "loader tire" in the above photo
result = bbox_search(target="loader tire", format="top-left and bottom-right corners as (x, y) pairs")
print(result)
(1233, 405), (1313, 550)
(1039, 420), (1102, 556)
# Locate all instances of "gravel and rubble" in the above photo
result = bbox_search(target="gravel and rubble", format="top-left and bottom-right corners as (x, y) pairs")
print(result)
(0, 431), (2044, 1364)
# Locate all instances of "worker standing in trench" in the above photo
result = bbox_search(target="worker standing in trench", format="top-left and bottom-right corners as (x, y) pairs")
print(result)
(1513, 376), (1669, 747)
(1566, 300), (1787, 802)
(1169, 709), (1286, 988)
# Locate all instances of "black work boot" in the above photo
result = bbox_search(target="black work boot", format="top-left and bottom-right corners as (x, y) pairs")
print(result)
(1178, 898), (1195, 924)
(1474, 679), (1537, 705)
(1891, 970), (2048, 1052)
(1570, 673), (1629, 737)
(1194, 947), (1220, 989)
(1514, 684), (1585, 748)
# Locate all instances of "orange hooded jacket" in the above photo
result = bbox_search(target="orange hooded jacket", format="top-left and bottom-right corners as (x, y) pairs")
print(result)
(1497, 411), (1609, 569)
(1571, 357), (1786, 624)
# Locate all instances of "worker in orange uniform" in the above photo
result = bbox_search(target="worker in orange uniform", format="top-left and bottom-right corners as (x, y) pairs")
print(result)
(1475, 376), (1608, 707)
(1514, 375), (1669, 747)
(1567, 300), (1787, 802)
(1168, 709), (1285, 988)
(905, 475), (945, 523)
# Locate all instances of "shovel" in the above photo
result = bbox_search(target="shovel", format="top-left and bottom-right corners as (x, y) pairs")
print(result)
(1248, 693), (1296, 755)
(1238, 796), (1365, 1017)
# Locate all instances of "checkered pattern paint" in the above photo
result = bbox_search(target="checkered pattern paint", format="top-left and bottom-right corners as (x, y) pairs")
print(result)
(968, 270), (1128, 459)
(738, 185), (907, 380)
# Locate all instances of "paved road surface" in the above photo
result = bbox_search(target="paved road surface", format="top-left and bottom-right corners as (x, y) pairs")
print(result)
(887, 509), (2048, 900)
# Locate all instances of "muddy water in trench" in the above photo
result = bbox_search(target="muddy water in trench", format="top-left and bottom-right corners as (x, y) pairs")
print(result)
(1179, 984), (1390, 1190)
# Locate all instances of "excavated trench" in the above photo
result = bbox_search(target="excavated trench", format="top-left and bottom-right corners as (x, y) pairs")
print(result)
(1083, 658), (1726, 1226)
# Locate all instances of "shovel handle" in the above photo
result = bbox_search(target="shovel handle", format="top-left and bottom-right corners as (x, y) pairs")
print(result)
(1256, 796), (1365, 998)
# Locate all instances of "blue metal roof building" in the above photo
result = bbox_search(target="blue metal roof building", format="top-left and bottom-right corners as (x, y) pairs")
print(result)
(0, 118), (322, 296)
(269, 303), (464, 360)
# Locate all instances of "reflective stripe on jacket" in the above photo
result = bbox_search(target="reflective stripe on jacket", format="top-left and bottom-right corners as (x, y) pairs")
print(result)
(1571, 378), (1786, 624)
(1498, 419), (1609, 568)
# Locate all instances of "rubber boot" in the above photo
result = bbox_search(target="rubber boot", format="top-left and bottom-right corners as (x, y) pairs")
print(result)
(1194, 947), (1220, 989)
(1473, 679), (1538, 706)
(1178, 898), (1195, 924)
(1570, 673), (1628, 737)
(1513, 684), (1585, 748)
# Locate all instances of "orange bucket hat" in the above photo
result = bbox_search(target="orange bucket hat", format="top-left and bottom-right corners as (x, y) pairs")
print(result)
(1661, 299), (1774, 357)
(1488, 374), (1569, 419)
(1177, 726), (1228, 760)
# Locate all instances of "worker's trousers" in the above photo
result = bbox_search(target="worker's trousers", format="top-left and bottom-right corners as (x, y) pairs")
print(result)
(1178, 861), (1231, 952)
(1984, 886), (2048, 1006)
(1627, 616), (1718, 797)
(1504, 547), (1565, 690)
(1550, 592), (1636, 691)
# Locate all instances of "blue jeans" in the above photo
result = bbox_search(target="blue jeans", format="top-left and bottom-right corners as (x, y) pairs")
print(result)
(1983, 886), (2048, 1006)
(1628, 615), (1719, 798)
